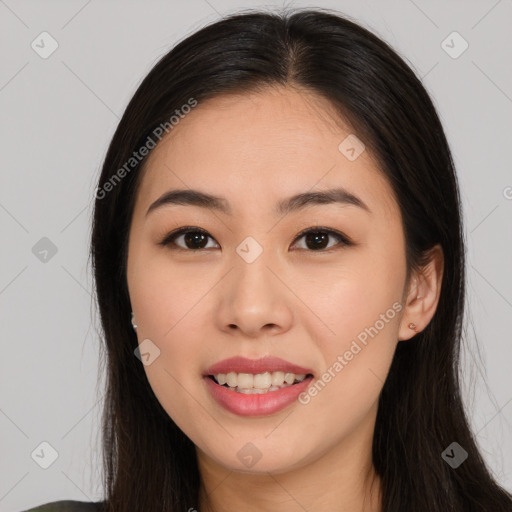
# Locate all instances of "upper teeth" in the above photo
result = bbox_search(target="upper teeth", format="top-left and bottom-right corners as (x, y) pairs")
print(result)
(214, 371), (307, 389)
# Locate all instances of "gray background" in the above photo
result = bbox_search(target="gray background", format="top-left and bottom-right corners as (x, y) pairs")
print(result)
(1, 0), (511, 510)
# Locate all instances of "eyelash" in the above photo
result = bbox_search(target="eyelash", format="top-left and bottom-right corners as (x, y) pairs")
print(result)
(157, 225), (353, 252)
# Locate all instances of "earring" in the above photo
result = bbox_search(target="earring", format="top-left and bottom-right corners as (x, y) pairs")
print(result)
(131, 312), (138, 330)
(408, 322), (417, 330)
(416, 295), (423, 300)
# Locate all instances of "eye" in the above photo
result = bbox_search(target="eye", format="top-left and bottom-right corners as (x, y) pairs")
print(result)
(158, 226), (219, 251)
(158, 226), (352, 252)
(290, 227), (352, 251)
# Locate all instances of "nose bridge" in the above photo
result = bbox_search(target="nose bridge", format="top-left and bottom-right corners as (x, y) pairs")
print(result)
(232, 235), (278, 304)
(237, 244), (272, 287)
(215, 234), (293, 336)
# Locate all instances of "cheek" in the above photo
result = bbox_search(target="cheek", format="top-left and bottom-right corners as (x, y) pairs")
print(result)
(313, 272), (401, 383)
(128, 253), (223, 418)
(128, 240), (214, 339)
(135, 293), (209, 434)
(303, 248), (405, 347)
(300, 243), (406, 412)
(295, 284), (401, 444)
(131, 267), (212, 377)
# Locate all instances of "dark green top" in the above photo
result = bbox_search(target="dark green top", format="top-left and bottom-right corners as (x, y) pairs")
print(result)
(22, 500), (105, 511)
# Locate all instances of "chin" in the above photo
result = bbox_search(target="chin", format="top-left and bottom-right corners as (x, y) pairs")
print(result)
(207, 441), (314, 475)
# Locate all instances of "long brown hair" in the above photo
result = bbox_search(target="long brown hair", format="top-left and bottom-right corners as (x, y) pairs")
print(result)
(90, 8), (512, 511)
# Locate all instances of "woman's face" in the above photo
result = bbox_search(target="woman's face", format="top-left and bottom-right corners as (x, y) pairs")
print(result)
(126, 87), (411, 474)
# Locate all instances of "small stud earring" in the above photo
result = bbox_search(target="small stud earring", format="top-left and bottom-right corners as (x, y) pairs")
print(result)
(131, 312), (138, 330)
(408, 322), (417, 330)
(416, 295), (423, 300)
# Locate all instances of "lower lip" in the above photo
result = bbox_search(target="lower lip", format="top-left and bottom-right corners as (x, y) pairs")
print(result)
(203, 375), (313, 417)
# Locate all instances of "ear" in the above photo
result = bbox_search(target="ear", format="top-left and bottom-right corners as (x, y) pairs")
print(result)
(398, 244), (444, 341)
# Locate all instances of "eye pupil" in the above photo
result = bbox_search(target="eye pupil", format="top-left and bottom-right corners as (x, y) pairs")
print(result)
(306, 232), (329, 250)
(184, 232), (208, 249)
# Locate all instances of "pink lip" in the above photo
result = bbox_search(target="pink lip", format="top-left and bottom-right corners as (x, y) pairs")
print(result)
(204, 356), (314, 376)
(203, 374), (314, 417)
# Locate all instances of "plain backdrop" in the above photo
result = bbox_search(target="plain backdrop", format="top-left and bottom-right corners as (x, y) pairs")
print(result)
(1, 1), (511, 510)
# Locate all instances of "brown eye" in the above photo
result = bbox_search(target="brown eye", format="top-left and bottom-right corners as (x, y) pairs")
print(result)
(291, 228), (352, 251)
(159, 227), (219, 251)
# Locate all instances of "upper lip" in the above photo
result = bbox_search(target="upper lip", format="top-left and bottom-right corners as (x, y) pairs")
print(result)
(204, 356), (314, 376)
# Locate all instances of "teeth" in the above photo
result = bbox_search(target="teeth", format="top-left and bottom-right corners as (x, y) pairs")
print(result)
(271, 371), (285, 386)
(225, 372), (237, 387)
(252, 372), (271, 389)
(213, 371), (308, 391)
(237, 373), (254, 388)
(237, 388), (267, 394)
(284, 372), (295, 384)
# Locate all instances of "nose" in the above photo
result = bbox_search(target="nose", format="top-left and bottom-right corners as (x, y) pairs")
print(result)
(214, 249), (294, 339)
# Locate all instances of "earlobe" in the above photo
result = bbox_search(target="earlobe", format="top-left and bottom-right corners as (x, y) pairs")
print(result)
(398, 244), (444, 341)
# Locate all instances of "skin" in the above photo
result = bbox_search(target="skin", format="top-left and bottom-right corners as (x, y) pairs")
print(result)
(126, 86), (444, 512)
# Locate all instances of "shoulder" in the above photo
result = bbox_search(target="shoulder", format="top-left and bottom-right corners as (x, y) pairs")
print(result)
(21, 500), (105, 512)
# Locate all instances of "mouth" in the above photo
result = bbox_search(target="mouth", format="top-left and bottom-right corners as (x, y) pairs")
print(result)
(203, 370), (315, 416)
(206, 371), (315, 394)
(203, 356), (315, 414)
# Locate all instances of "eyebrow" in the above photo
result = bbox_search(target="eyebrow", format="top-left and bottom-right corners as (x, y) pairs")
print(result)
(145, 187), (371, 217)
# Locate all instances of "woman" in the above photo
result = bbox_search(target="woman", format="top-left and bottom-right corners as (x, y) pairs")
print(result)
(25, 7), (512, 512)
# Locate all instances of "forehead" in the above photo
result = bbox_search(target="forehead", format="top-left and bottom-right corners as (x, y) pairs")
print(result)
(133, 87), (399, 221)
